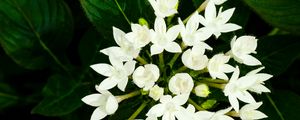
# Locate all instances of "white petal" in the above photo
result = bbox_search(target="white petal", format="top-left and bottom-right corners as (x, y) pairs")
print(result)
(124, 60), (136, 75)
(155, 17), (166, 34)
(218, 8), (235, 24)
(151, 44), (164, 55)
(90, 64), (114, 77)
(147, 64), (160, 80)
(113, 26), (126, 47)
(241, 55), (262, 66)
(219, 23), (242, 33)
(220, 64), (235, 73)
(247, 67), (265, 75)
(216, 107), (232, 115)
(229, 96), (239, 112)
(250, 84), (271, 94)
(236, 91), (256, 104)
(205, 1), (216, 22)
(167, 25), (181, 41)
(117, 78), (128, 91)
(91, 107), (107, 120)
(81, 94), (105, 107)
(256, 73), (273, 82)
(173, 94), (189, 105)
(165, 42), (182, 53)
(98, 78), (118, 90)
(230, 66), (240, 82)
(109, 56), (123, 68)
(251, 110), (268, 119)
(105, 95), (118, 114)
(195, 111), (214, 119)
(162, 113), (175, 120)
(147, 104), (165, 117)
(242, 102), (263, 111)
(186, 12), (200, 33)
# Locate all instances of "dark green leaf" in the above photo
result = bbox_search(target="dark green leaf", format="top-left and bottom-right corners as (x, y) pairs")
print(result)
(31, 74), (86, 116)
(0, 0), (73, 69)
(0, 83), (18, 109)
(80, 0), (154, 40)
(261, 91), (300, 120)
(256, 35), (300, 76)
(243, 0), (300, 34)
(109, 96), (143, 120)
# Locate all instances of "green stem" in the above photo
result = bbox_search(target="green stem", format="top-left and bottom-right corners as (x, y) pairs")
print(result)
(136, 56), (148, 65)
(196, 81), (225, 89)
(175, 66), (188, 73)
(128, 101), (149, 120)
(114, 0), (131, 25)
(12, 0), (70, 74)
(159, 53), (165, 69)
(117, 91), (141, 102)
(183, 0), (208, 23)
(266, 93), (285, 120)
(168, 53), (180, 68)
(198, 77), (228, 84)
(188, 98), (204, 110)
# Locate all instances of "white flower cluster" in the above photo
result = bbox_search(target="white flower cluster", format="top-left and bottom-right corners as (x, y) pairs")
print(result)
(82, 0), (272, 120)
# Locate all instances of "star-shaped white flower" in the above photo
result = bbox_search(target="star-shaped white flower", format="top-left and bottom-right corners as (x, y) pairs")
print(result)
(169, 73), (194, 95)
(150, 17), (182, 55)
(195, 107), (234, 120)
(239, 102), (268, 120)
(146, 94), (188, 120)
(178, 12), (212, 47)
(81, 86), (119, 120)
(208, 53), (235, 80)
(182, 45), (209, 70)
(125, 23), (152, 48)
(91, 57), (136, 91)
(133, 64), (160, 90)
(228, 36), (261, 66)
(175, 104), (199, 120)
(100, 27), (140, 61)
(198, 1), (241, 38)
(223, 66), (256, 112)
(148, 0), (178, 18)
(246, 67), (272, 94)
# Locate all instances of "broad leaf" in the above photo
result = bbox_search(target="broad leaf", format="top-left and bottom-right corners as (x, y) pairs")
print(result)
(244, 0), (300, 34)
(80, 0), (154, 40)
(31, 75), (86, 116)
(0, 0), (73, 69)
(0, 83), (18, 109)
(261, 91), (300, 120)
(256, 35), (300, 76)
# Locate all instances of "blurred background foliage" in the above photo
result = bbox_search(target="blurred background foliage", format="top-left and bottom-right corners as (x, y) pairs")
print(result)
(0, 0), (299, 119)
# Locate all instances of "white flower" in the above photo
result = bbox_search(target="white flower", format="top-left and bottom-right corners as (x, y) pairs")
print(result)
(100, 27), (140, 61)
(81, 87), (119, 120)
(149, 85), (164, 101)
(208, 53), (235, 80)
(90, 57), (136, 91)
(239, 102), (268, 120)
(125, 24), (152, 48)
(148, 0), (178, 18)
(178, 12), (212, 47)
(150, 17), (182, 55)
(228, 36), (261, 66)
(146, 115), (158, 120)
(246, 67), (272, 94)
(194, 84), (210, 97)
(195, 107), (234, 120)
(210, 0), (227, 5)
(133, 64), (160, 90)
(169, 73), (194, 95)
(223, 67), (257, 112)
(175, 104), (199, 120)
(146, 95), (188, 120)
(198, 1), (241, 38)
(182, 45), (209, 70)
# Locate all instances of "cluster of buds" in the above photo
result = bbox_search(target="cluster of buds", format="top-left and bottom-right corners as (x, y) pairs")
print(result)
(82, 0), (272, 120)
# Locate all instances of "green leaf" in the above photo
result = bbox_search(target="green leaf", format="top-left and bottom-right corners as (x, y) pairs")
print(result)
(261, 91), (300, 120)
(109, 96), (143, 120)
(31, 74), (86, 116)
(0, 0), (73, 69)
(256, 35), (300, 76)
(0, 83), (19, 109)
(243, 0), (300, 34)
(80, 0), (154, 40)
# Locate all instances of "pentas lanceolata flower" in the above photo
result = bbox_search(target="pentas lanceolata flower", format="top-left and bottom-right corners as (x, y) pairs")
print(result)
(82, 0), (272, 120)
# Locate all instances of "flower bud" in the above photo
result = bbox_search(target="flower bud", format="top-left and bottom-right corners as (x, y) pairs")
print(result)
(194, 84), (210, 97)
(149, 85), (164, 101)
(138, 18), (149, 27)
